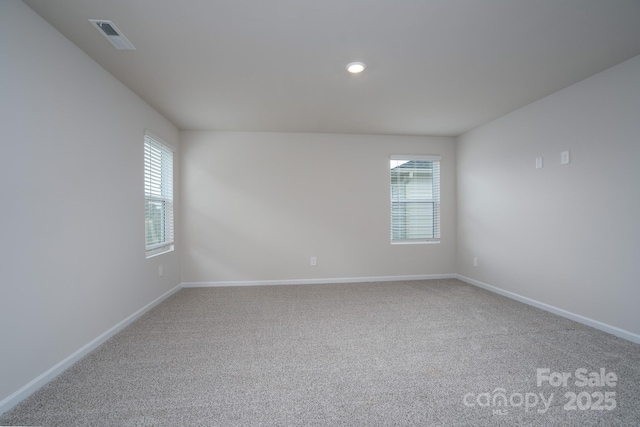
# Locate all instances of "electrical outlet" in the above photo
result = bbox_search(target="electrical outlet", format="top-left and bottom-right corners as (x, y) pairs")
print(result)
(473, 257), (478, 267)
(159, 264), (163, 276)
(310, 257), (317, 266)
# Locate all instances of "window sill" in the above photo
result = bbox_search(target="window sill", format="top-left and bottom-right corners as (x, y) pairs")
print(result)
(146, 245), (174, 258)
(391, 240), (440, 245)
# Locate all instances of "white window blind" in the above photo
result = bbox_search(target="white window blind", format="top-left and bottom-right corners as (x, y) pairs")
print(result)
(390, 155), (441, 243)
(144, 134), (174, 257)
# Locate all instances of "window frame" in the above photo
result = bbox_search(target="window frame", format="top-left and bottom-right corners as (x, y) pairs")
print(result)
(390, 154), (441, 245)
(144, 131), (175, 258)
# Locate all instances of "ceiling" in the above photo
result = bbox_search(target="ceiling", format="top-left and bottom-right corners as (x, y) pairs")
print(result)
(23, 0), (640, 136)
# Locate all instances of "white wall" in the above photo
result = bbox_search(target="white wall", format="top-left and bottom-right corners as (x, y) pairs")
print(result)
(180, 131), (456, 283)
(457, 55), (640, 338)
(0, 0), (180, 407)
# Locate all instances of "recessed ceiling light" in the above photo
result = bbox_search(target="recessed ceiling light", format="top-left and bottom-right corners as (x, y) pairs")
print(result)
(346, 62), (366, 74)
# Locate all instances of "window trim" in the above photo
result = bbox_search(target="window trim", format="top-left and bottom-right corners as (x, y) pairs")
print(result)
(144, 130), (175, 258)
(390, 154), (441, 245)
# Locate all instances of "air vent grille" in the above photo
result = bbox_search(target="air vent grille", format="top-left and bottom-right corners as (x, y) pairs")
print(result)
(89, 19), (136, 50)
(98, 22), (118, 36)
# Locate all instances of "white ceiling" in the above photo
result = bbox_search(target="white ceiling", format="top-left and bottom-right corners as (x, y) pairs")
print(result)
(23, 0), (640, 136)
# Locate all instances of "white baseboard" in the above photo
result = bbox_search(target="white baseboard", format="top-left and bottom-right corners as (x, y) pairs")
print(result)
(182, 273), (456, 288)
(0, 283), (183, 416)
(456, 275), (640, 345)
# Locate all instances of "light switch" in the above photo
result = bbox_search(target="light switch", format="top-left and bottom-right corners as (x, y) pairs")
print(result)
(535, 157), (543, 169)
(561, 151), (570, 165)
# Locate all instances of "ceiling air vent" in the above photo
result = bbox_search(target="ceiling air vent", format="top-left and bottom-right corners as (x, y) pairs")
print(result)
(89, 19), (136, 50)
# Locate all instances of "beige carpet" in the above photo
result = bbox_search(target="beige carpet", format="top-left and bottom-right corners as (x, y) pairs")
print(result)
(1, 279), (639, 426)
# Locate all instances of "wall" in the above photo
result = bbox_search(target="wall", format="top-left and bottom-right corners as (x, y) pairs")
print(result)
(180, 131), (455, 283)
(456, 55), (640, 339)
(0, 0), (180, 408)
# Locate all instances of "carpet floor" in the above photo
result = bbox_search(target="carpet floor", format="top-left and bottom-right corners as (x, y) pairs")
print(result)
(1, 279), (639, 426)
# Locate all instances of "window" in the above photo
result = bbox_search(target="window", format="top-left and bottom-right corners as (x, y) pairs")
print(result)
(144, 133), (174, 257)
(390, 155), (441, 243)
